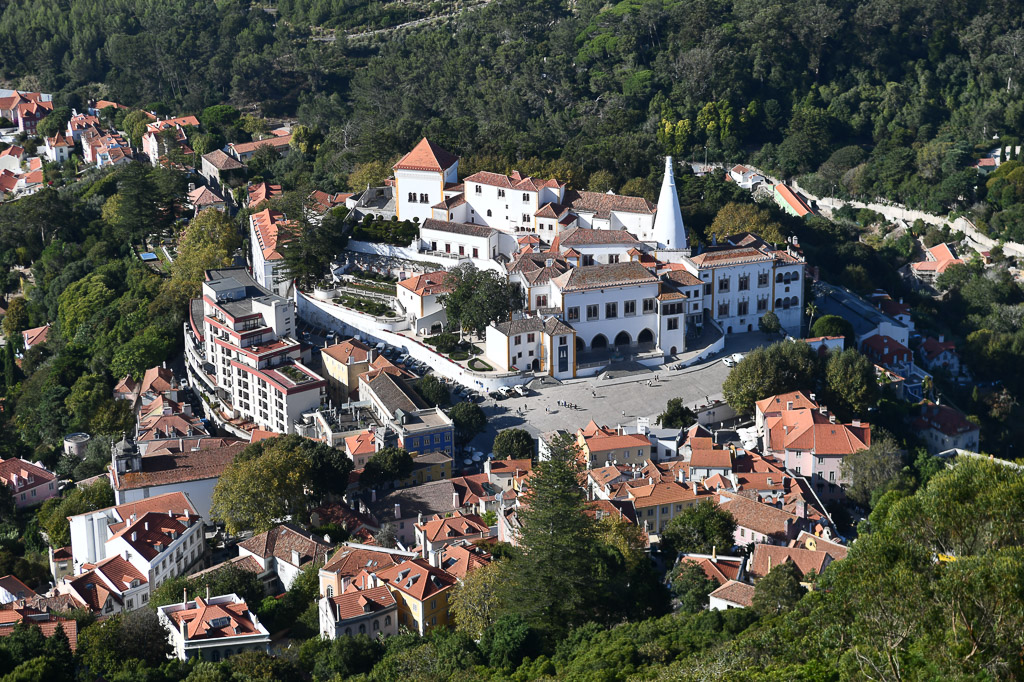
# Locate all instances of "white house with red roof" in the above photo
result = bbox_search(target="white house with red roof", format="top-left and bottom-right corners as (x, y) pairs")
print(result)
(918, 336), (960, 375)
(248, 207), (295, 298)
(319, 583), (398, 640)
(910, 243), (965, 283)
(158, 593), (271, 661)
(0, 575), (36, 604)
(393, 138), (460, 224)
(67, 490), (205, 595)
(55, 555), (149, 615)
(44, 132), (73, 163)
(227, 131), (293, 163)
(678, 234), (806, 335)
(21, 324), (49, 350)
(0, 458), (57, 508)
(913, 402), (980, 454)
(0, 145), (23, 174)
(396, 270), (452, 335)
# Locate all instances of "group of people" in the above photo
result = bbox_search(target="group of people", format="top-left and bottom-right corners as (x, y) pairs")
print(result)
(554, 400), (580, 410)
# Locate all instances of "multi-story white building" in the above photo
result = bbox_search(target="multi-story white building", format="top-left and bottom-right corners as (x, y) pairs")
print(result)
(66, 490), (206, 592)
(158, 594), (271, 661)
(142, 116), (199, 165)
(679, 235), (805, 335)
(550, 261), (687, 358)
(396, 270), (452, 335)
(186, 268), (327, 435)
(393, 138), (460, 224)
(249, 208), (294, 298)
(419, 218), (511, 262)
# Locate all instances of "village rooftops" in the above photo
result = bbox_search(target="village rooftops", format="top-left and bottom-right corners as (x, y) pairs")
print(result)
(201, 149), (244, 171)
(747, 543), (831, 579)
(493, 315), (574, 337)
(556, 226), (640, 246)
(709, 580), (755, 608)
(322, 543), (416, 578)
(393, 138), (459, 172)
(230, 134), (293, 156)
(755, 390), (818, 416)
(112, 440), (247, 491)
(398, 271), (452, 296)
(552, 261), (658, 291)
(248, 181), (283, 207)
(717, 493), (801, 539)
(420, 217), (497, 238)
(913, 403), (978, 437)
(162, 594), (267, 641)
(323, 339), (372, 365)
(368, 479), (461, 521)
(326, 584), (396, 621)
(416, 511), (490, 543)
(463, 169), (562, 191)
(375, 558), (457, 600)
(239, 523), (332, 568)
(564, 189), (656, 217)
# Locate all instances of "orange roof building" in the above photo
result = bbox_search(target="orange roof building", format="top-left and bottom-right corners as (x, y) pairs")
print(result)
(320, 583), (398, 640)
(374, 558), (458, 635)
(158, 594), (270, 660)
(575, 420), (652, 468)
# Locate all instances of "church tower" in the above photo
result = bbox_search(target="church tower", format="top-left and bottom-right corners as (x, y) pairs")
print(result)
(652, 156), (687, 250)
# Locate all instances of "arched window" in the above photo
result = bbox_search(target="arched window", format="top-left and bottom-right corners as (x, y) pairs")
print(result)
(385, 615), (392, 626)
(790, 296), (799, 307)
(345, 627), (352, 636)
(775, 273), (783, 283)
(373, 620), (380, 631)
(775, 298), (782, 308)
(359, 624), (366, 634)
(486, 209), (492, 217)
(326, 585), (334, 598)
(791, 271), (800, 281)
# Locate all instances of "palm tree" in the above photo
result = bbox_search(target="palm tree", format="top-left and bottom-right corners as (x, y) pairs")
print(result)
(805, 301), (820, 329)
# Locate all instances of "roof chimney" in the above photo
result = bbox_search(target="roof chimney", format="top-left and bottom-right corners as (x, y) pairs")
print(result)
(452, 491), (460, 509)
(291, 549), (301, 565)
(393, 503), (401, 520)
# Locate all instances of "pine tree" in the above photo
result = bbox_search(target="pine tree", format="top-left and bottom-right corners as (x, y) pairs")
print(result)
(502, 434), (602, 639)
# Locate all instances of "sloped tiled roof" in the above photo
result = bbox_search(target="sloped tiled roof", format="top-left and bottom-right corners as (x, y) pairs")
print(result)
(415, 511), (489, 543)
(167, 596), (263, 640)
(747, 544), (830, 579)
(376, 558), (457, 600)
(565, 189), (656, 217)
(398, 270), (452, 296)
(552, 261), (657, 292)
(115, 440), (246, 490)
(323, 339), (372, 365)
(717, 493), (800, 539)
(327, 584), (395, 621)
(709, 579), (755, 607)
(238, 523), (332, 567)
(557, 226), (639, 246)
(393, 138), (459, 172)
(420, 218), (496, 238)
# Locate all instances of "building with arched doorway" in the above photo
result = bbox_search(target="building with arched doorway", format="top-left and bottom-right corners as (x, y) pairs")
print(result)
(485, 316), (576, 379)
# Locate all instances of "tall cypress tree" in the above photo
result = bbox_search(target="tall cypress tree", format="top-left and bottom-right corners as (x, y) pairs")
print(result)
(502, 433), (603, 639)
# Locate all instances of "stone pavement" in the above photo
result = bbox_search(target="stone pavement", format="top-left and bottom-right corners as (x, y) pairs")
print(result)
(465, 331), (773, 453)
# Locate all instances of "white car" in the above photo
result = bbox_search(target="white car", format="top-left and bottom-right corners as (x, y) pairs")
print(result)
(723, 353), (745, 367)
(513, 384), (529, 397)
(498, 386), (514, 397)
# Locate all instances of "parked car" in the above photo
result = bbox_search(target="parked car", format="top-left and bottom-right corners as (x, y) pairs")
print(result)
(723, 353), (745, 367)
(498, 386), (514, 397)
(513, 384), (529, 396)
(489, 391), (506, 401)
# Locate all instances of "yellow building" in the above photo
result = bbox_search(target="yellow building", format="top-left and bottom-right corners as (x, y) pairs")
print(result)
(321, 339), (373, 404)
(375, 558), (457, 635)
(576, 419), (652, 468)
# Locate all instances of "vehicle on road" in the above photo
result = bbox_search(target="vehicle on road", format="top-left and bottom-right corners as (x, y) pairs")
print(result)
(513, 384), (529, 396)
(723, 353), (745, 367)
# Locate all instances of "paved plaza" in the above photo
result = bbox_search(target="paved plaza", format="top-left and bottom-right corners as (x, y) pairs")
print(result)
(465, 332), (772, 453)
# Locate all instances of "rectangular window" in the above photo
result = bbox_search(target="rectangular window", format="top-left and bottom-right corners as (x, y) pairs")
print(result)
(522, 214), (530, 222)
(582, 255), (595, 266)
(624, 300), (636, 316)
(472, 247), (479, 258)
(667, 317), (679, 330)
(560, 336), (567, 346)
(522, 193), (530, 201)
(704, 283), (712, 296)
(536, 295), (548, 308)
(609, 254), (620, 264)
(605, 302), (617, 318)
(757, 298), (767, 312)
(419, 193), (428, 203)
(738, 275), (750, 291)
(717, 301), (729, 317)
(718, 278), (730, 292)
(643, 298), (656, 313)
(829, 471), (836, 482)
(568, 307), (580, 322)
(586, 304), (599, 321)
(408, 192), (417, 202)
(474, 184), (482, 194)
(527, 333), (536, 343)
(458, 245), (465, 255)
(737, 300), (749, 316)
(758, 272), (769, 287)
(514, 335), (521, 345)
(497, 189), (506, 197)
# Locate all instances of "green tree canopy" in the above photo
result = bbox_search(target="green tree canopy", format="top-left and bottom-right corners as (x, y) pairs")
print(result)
(668, 560), (719, 613)
(656, 397), (697, 428)
(492, 428), (534, 459)
(810, 315), (854, 345)
(752, 561), (806, 615)
(661, 500), (737, 556)
(449, 401), (486, 446)
(36, 479), (114, 548)
(722, 341), (820, 413)
(439, 263), (523, 338)
(360, 447), (414, 489)
(823, 348), (879, 417)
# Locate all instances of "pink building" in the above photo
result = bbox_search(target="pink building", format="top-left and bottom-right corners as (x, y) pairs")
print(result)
(0, 458), (58, 508)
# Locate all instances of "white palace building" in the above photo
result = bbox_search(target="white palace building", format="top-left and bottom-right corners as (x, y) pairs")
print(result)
(369, 139), (805, 378)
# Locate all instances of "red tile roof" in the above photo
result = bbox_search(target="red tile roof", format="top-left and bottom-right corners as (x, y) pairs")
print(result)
(376, 558), (457, 600)
(678, 555), (743, 585)
(250, 208), (292, 261)
(861, 335), (911, 367)
(322, 544), (409, 578)
(0, 575), (36, 600)
(0, 459), (55, 495)
(21, 324), (49, 347)
(327, 584), (396, 621)
(919, 336), (956, 361)
(718, 493), (801, 539)
(398, 270), (452, 296)
(774, 183), (813, 216)
(565, 189), (656, 217)
(239, 524), (332, 567)
(755, 390), (817, 416)
(912, 403), (978, 437)
(114, 440), (246, 490)
(248, 181), (283, 208)
(323, 338), (372, 365)
(230, 134), (292, 155)
(393, 138), (459, 172)
(415, 511), (490, 543)
(167, 596), (263, 640)
(747, 544), (829, 579)
(709, 579), (754, 607)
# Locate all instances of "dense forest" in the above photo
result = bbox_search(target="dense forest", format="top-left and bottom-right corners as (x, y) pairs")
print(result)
(2, 0), (1024, 231)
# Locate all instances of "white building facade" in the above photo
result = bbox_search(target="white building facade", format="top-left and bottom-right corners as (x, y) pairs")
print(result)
(393, 138), (460, 224)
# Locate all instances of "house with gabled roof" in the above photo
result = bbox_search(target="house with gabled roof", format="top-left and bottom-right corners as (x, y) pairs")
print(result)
(912, 402), (979, 454)
(55, 555), (150, 615)
(0, 458), (57, 508)
(918, 335), (960, 375)
(319, 583), (398, 640)
(237, 524), (333, 591)
(0, 145), (24, 174)
(708, 580), (755, 610)
(396, 269), (453, 335)
(575, 419), (653, 469)
(228, 132), (293, 163)
(675, 550), (746, 587)
(158, 593), (270, 661)
(0, 575), (35, 604)
(374, 557), (458, 635)
(718, 492), (806, 547)
(393, 138), (460, 224)
(317, 542), (416, 599)
(414, 511), (491, 560)
(911, 243), (965, 283)
(0, 603), (79, 651)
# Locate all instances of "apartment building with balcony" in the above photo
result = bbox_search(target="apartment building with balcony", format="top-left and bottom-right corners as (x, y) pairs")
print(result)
(185, 268), (326, 435)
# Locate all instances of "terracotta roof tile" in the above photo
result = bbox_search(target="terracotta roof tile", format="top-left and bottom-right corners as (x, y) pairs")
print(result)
(393, 138), (459, 172)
